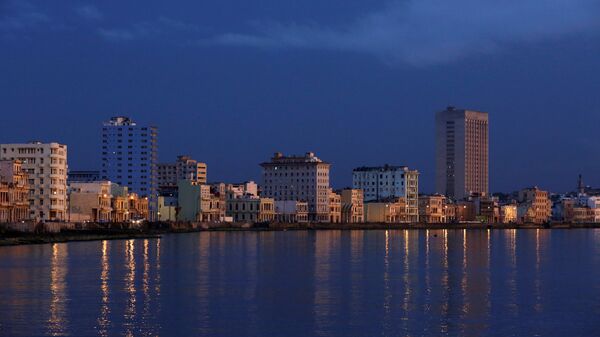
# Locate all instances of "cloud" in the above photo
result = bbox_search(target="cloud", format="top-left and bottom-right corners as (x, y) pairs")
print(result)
(76, 5), (103, 21)
(210, 0), (600, 66)
(97, 17), (201, 42)
(0, 0), (51, 35)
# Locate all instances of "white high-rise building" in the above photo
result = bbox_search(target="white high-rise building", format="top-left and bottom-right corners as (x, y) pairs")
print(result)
(435, 107), (489, 200)
(101, 116), (158, 219)
(0, 142), (68, 221)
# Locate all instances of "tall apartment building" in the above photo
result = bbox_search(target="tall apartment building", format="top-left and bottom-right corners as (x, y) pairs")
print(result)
(158, 155), (207, 189)
(436, 106), (489, 200)
(101, 117), (158, 219)
(260, 152), (331, 222)
(0, 142), (68, 221)
(352, 165), (419, 222)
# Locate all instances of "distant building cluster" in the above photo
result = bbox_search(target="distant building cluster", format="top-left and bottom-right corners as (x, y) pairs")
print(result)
(0, 108), (596, 225)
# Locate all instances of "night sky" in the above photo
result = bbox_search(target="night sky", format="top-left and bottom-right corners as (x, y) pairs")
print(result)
(2, 0), (600, 193)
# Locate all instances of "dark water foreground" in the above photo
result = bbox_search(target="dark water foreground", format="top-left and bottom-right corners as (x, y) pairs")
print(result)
(0, 229), (598, 337)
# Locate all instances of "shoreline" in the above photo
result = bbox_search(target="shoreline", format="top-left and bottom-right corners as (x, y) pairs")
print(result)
(1, 221), (599, 247)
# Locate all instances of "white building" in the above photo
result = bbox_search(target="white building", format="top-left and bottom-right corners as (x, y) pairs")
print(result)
(0, 142), (68, 221)
(352, 165), (419, 222)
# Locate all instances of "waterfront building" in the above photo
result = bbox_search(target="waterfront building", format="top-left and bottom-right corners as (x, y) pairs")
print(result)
(418, 195), (446, 223)
(435, 106), (489, 200)
(364, 199), (407, 223)
(69, 181), (114, 222)
(158, 195), (178, 221)
(158, 155), (207, 190)
(275, 200), (309, 223)
(101, 116), (158, 219)
(0, 142), (68, 221)
(517, 187), (552, 224)
(472, 194), (500, 223)
(177, 180), (225, 222)
(500, 204), (518, 223)
(328, 189), (341, 223)
(68, 170), (100, 183)
(444, 202), (457, 223)
(341, 189), (364, 223)
(226, 191), (275, 223)
(455, 200), (477, 222)
(128, 193), (149, 221)
(260, 152), (331, 222)
(352, 165), (419, 222)
(0, 160), (29, 222)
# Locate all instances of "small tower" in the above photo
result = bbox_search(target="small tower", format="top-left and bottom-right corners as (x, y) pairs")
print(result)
(577, 174), (585, 195)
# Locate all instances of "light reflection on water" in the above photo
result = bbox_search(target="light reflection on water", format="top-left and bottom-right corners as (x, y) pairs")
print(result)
(0, 229), (598, 337)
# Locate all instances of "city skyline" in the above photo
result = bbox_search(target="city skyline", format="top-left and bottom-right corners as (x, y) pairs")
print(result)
(2, 109), (596, 195)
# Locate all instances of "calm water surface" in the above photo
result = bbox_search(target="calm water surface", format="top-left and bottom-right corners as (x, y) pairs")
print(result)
(0, 229), (598, 337)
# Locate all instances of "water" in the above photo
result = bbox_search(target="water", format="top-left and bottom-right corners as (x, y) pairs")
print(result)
(0, 229), (598, 337)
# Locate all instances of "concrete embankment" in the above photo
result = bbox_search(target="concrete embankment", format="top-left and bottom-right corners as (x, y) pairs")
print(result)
(1, 221), (598, 246)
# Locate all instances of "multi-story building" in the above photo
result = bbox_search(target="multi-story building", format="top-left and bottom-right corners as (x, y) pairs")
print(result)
(177, 180), (225, 222)
(436, 106), (489, 200)
(341, 188), (364, 223)
(0, 142), (68, 221)
(101, 116), (158, 219)
(500, 204), (518, 223)
(352, 165), (419, 222)
(328, 189), (341, 223)
(274, 200), (309, 223)
(225, 191), (275, 223)
(517, 187), (552, 224)
(69, 181), (113, 222)
(418, 195), (446, 223)
(158, 155), (207, 189)
(364, 199), (407, 223)
(260, 152), (331, 222)
(0, 160), (29, 222)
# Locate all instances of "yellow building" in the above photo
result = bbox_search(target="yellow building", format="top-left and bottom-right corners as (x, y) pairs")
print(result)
(69, 182), (113, 222)
(328, 189), (341, 223)
(365, 200), (404, 223)
(341, 189), (364, 223)
(500, 204), (517, 223)
(517, 187), (552, 224)
(0, 160), (29, 223)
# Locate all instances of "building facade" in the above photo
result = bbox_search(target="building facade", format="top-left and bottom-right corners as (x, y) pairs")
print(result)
(0, 142), (68, 221)
(328, 189), (341, 223)
(352, 165), (419, 222)
(418, 195), (446, 223)
(69, 181), (114, 222)
(341, 189), (364, 223)
(0, 160), (29, 223)
(260, 152), (331, 222)
(435, 107), (489, 200)
(275, 200), (309, 223)
(158, 155), (207, 189)
(101, 116), (158, 219)
(517, 187), (552, 224)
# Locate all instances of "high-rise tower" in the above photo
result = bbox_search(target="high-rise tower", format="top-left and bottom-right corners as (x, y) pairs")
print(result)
(435, 107), (489, 200)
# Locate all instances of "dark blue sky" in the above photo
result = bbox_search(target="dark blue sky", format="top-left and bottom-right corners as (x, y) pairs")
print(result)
(2, 0), (600, 193)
